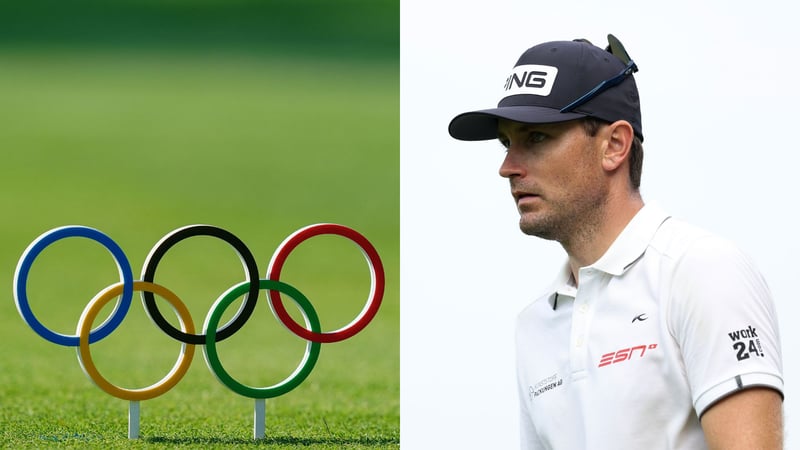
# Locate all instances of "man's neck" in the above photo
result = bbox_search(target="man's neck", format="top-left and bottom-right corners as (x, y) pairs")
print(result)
(565, 193), (644, 285)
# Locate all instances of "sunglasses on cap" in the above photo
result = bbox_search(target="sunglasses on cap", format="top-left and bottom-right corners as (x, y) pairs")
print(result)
(560, 34), (638, 113)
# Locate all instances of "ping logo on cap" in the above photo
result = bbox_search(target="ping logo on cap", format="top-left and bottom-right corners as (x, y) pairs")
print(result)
(503, 64), (558, 97)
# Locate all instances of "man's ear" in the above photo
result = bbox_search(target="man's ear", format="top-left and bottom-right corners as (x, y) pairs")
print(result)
(601, 120), (634, 172)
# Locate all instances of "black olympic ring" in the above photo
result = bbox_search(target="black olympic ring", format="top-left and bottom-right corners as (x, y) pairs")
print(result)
(141, 225), (260, 345)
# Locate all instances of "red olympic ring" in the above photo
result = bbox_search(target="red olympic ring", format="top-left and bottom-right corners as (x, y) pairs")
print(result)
(266, 223), (385, 343)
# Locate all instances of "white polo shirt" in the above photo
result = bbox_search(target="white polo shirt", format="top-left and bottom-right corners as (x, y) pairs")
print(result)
(516, 204), (783, 450)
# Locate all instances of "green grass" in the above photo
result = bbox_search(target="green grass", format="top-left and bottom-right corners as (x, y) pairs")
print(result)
(0, 48), (398, 449)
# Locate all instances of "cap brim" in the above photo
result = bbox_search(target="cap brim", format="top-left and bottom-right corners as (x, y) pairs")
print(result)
(448, 106), (586, 141)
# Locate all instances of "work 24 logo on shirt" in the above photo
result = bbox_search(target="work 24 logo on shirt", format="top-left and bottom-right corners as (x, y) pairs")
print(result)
(727, 325), (765, 361)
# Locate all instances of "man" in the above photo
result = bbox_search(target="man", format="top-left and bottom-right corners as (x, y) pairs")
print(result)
(448, 35), (783, 449)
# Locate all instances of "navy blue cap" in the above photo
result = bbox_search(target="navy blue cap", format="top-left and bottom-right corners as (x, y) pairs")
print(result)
(448, 35), (643, 142)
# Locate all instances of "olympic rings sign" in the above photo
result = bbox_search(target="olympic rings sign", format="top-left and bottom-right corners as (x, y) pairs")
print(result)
(13, 223), (384, 437)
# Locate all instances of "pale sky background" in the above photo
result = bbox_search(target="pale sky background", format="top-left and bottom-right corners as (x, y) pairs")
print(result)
(401, 0), (799, 448)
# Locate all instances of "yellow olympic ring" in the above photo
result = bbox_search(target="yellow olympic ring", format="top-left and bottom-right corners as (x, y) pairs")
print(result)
(76, 281), (195, 401)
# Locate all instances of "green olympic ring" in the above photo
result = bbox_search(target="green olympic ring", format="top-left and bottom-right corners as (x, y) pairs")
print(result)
(203, 279), (321, 398)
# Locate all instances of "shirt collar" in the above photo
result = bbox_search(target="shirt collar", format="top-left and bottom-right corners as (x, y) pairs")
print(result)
(548, 265), (577, 309)
(590, 203), (670, 276)
(546, 203), (670, 309)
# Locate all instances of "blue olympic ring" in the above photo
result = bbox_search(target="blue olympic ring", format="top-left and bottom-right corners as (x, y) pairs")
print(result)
(13, 226), (134, 346)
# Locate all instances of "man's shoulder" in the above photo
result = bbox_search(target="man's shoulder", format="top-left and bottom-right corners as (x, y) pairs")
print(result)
(645, 216), (763, 297)
(650, 216), (741, 262)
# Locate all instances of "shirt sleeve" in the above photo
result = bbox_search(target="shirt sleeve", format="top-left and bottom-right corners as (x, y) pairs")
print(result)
(667, 234), (783, 417)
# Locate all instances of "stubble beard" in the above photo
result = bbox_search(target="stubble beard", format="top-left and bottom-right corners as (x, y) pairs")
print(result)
(517, 190), (607, 247)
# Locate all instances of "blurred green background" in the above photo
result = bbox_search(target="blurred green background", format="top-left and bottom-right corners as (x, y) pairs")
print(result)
(0, 1), (398, 448)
